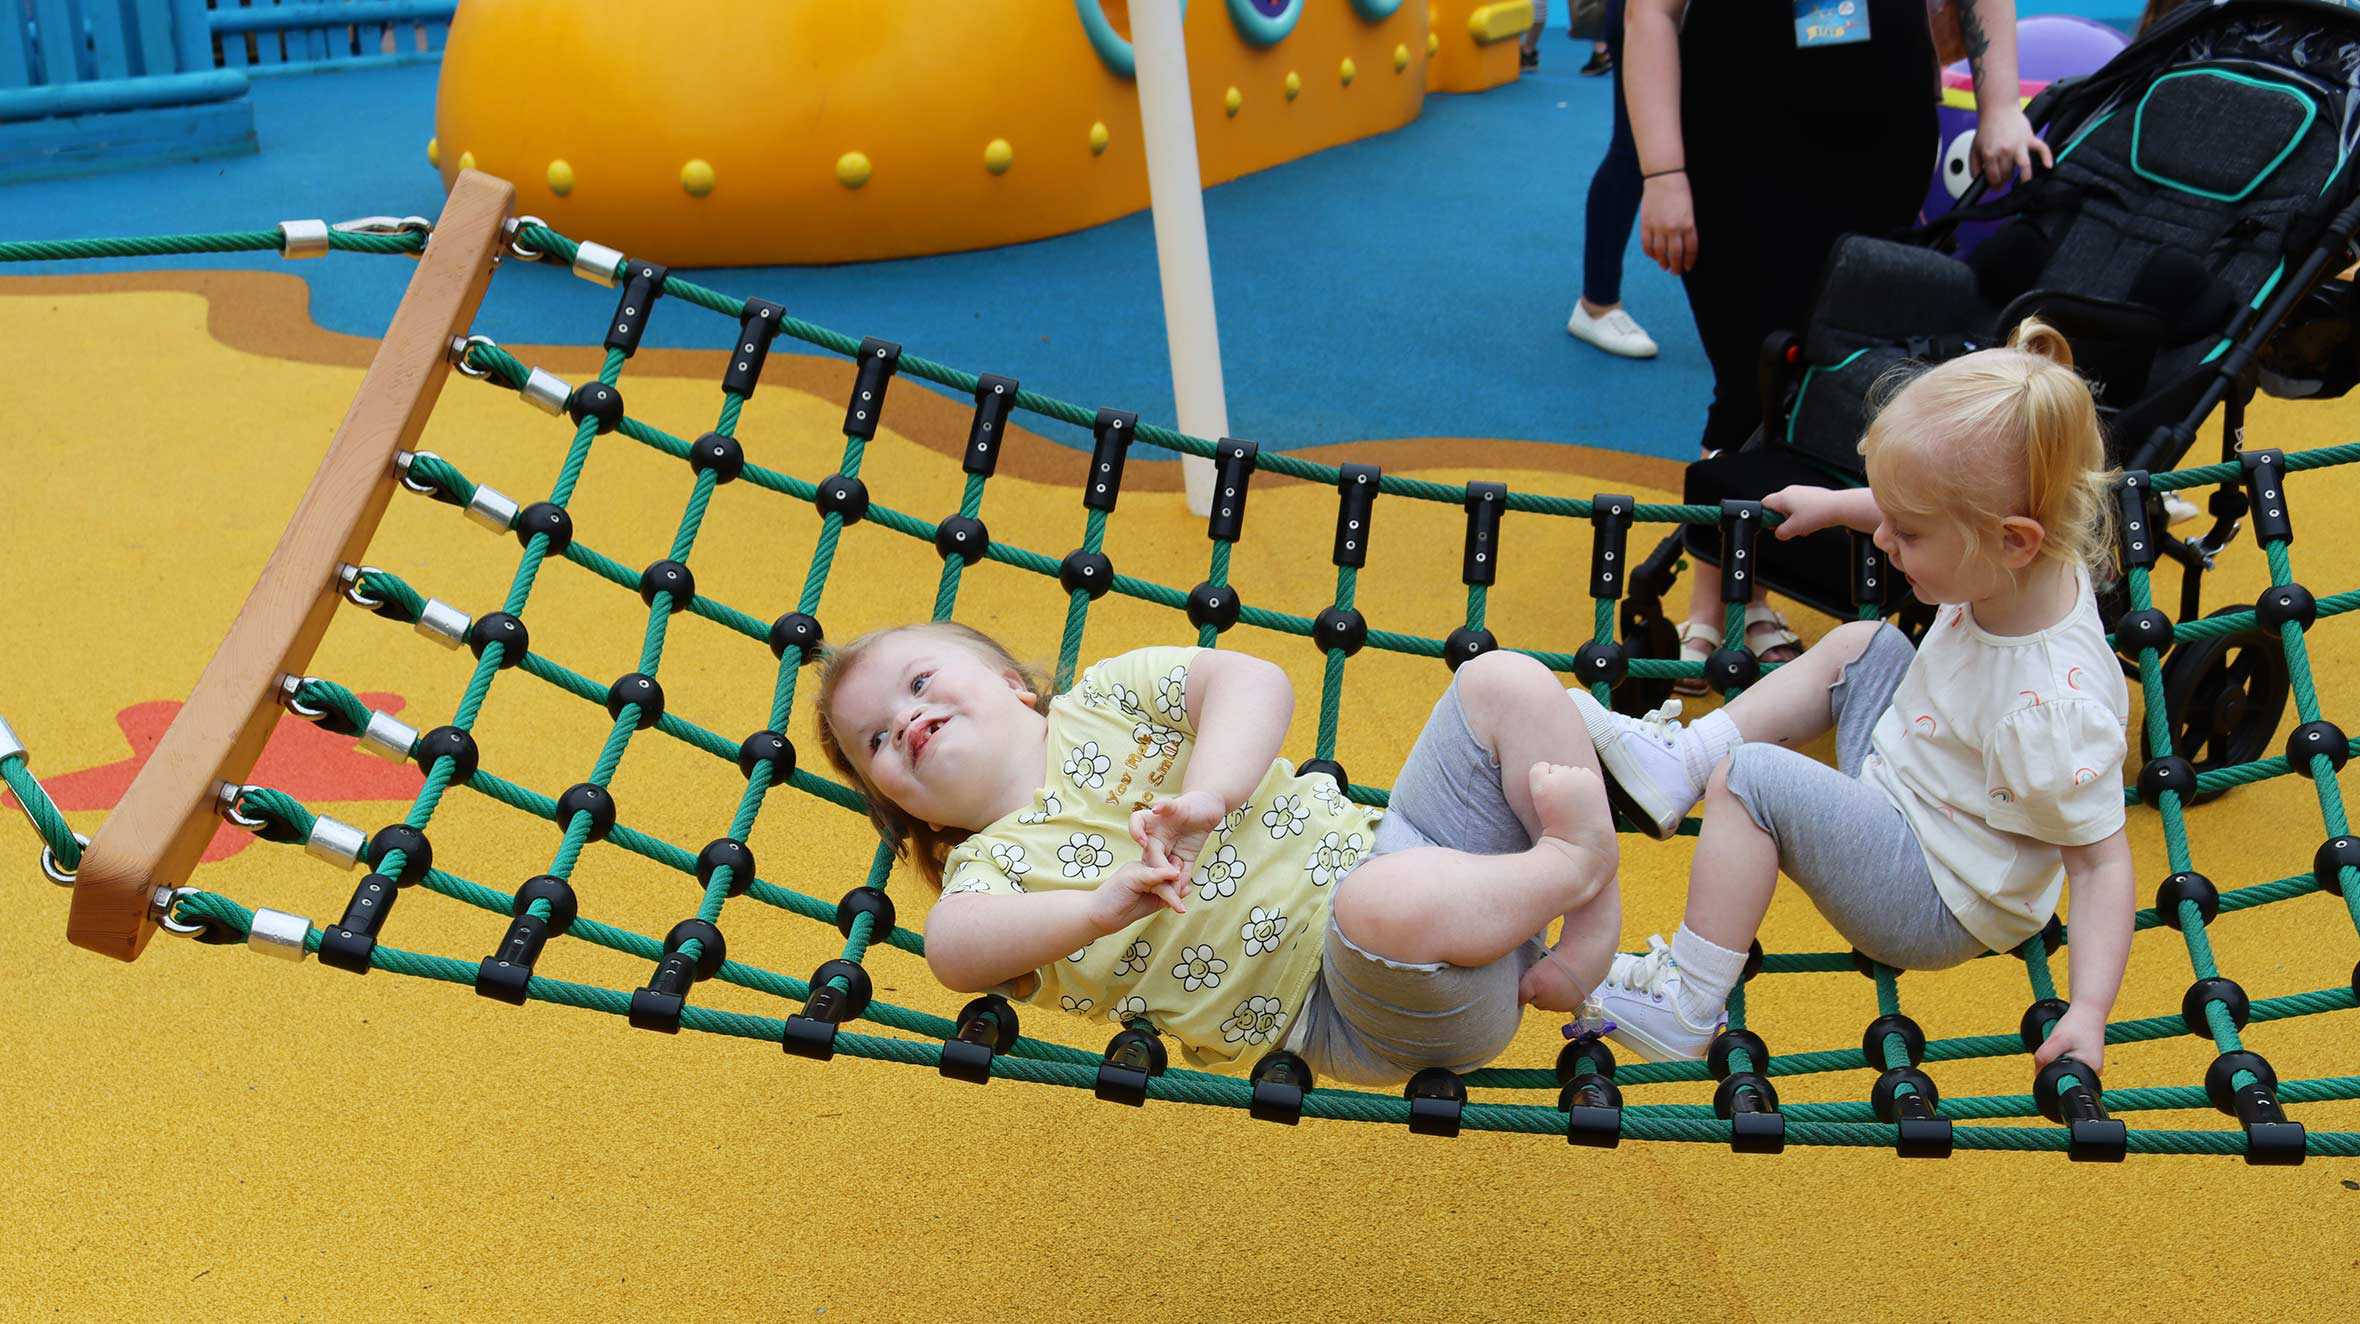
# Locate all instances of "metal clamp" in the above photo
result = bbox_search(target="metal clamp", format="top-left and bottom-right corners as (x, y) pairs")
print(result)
(40, 831), (89, 886)
(153, 885), (209, 936)
(571, 239), (626, 286)
(339, 563), (388, 610)
(505, 214), (550, 262)
(395, 450), (443, 496)
(277, 219), (331, 259)
(277, 673), (328, 721)
(214, 781), (269, 831)
(448, 333), (497, 380)
(334, 214), (433, 256)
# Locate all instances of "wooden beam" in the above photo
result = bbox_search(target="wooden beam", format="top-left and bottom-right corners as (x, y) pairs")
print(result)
(68, 169), (515, 961)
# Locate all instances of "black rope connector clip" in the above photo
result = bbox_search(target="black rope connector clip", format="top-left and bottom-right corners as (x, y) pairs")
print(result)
(1707, 1028), (1783, 1153)
(2032, 1057), (2126, 1162)
(1461, 480), (1507, 587)
(1249, 1049), (1315, 1124)
(1095, 1026), (1167, 1105)
(475, 875), (578, 1005)
(782, 958), (876, 1060)
(1851, 529), (1891, 612)
(1554, 1034), (1622, 1148)
(2239, 449), (2293, 546)
(2205, 1050), (2305, 1165)
(630, 919), (728, 1033)
(1403, 1066), (1467, 1137)
(2117, 470), (2161, 569)
(941, 993), (1020, 1083)
(724, 297), (785, 397)
(318, 872), (402, 974)
(965, 374), (1018, 475)
(1870, 1067), (1952, 1158)
(1207, 438), (1258, 543)
(1332, 462), (1380, 568)
(604, 259), (668, 356)
(1717, 500), (1765, 603)
(843, 337), (902, 439)
(1083, 408), (1137, 512)
(1589, 493), (1633, 601)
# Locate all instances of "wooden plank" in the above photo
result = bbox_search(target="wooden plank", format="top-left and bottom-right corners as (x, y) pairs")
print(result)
(68, 170), (515, 963)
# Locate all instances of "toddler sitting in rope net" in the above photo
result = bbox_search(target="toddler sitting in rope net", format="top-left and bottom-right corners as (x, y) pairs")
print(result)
(814, 622), (1623, 1088)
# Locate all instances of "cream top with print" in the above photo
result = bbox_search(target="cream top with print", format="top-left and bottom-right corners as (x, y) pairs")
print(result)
(1861, 569), (2131, 954)
(940, 645), (1383, 1074)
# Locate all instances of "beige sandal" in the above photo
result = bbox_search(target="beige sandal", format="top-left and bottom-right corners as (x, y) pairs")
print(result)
(1673, 620), (1717, 696)
(1743, 603), (1804, 665)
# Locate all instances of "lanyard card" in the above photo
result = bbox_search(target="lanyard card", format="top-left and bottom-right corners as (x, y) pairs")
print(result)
(1794, 0), (1870, 46)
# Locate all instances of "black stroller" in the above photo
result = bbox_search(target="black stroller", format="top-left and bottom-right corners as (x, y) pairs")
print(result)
(1612, 0), (2360, 802)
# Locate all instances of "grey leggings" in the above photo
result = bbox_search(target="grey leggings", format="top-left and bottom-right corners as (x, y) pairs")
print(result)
(1720, 624), (1987, 970)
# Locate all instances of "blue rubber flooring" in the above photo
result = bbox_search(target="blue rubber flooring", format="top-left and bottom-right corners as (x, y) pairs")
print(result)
(0, 2), (2138, 465)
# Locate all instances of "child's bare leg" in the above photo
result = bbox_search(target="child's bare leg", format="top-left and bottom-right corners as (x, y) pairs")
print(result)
(1452, 649), (1608, 840)
(1333, 763), (1617, 967)
(1719, 618), (1883, 749)
(1520, 871), (1622, 1011)
(1684, 759), (1780, 952)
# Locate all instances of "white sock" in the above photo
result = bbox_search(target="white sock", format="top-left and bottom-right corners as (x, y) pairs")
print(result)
(1683, 709), (1743, 790)
(1671, 923), (1747, 1029)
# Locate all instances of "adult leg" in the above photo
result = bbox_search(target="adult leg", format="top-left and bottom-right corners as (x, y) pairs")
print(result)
(1580, 0), (1640, 313)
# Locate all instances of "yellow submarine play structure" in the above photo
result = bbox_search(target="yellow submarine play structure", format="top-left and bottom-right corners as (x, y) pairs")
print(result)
(432, 0), (1536, 266)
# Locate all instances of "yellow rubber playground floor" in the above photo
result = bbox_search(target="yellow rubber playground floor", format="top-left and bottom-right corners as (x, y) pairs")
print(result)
(8, 272), (2360, 1320)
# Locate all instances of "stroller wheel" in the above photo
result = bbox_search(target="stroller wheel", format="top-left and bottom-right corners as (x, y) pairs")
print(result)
(2147, 606), (2290, 806)
(1612, 597), (1681, 718)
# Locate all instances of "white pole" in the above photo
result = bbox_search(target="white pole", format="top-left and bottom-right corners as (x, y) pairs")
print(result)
(1130, 0), (1223, 517)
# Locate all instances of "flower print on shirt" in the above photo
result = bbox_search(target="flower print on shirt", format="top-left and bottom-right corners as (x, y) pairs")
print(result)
(1060, 994), (1094, 1014)
(1107, 681), (1143, 718)
(1133, 719), (1182, 758)
(1307, 829), (1366, 888)
(1154, 666), (1188, 721)
(1064, 742), (1111, 790)
(1067, 945), (1092, 964)
(1108, 995), (1148, 1024)
(946, 876), (995, 895)
(1017, 787), (1063, 825)
(1058, 832), (1114, 880)
(1172, 944), (1228, 992)
(1220, 994), (1286, 1046)
(1115, 938), (1154, 977)
(1262, 794), (1309, 840)
(1308, 777), (1346, 815)
(989, 842), (1032, 886)
(1195, 843), (1246, 901)
(1240, 906), (1288, 956)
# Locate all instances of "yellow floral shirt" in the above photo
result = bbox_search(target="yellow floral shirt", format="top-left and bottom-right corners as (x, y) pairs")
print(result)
(939, 646), (1384, 1073)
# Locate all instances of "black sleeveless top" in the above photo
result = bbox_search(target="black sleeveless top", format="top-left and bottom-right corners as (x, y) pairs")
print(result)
(1680, 0), (1937, 136)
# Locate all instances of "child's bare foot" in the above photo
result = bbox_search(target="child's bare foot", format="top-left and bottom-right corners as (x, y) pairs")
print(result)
(1520, 763), (1620, 1013)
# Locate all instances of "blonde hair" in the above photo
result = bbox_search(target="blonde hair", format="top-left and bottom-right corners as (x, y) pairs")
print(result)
(1859, 317), (2119, 585)
(815, 621), (1051, 891)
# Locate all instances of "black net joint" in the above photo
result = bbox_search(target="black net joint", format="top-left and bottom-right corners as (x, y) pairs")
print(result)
(965, 374), (1018, 475)
(1403, 1066), (1467, 1137)
(2255, 581), (2317, 632)
(1860, 1013), (1926, 1070)
(934, 514), (989, 565)
(1461, 481), (1506, 587)
(2240, 449), (2293, 545)
(1332, 462), (1381, 568)
(2136, 754), (2195, 803)
(2018, 997), (2070, 1053)
(724, 297), (785, 396)
(782, 958), (875, 1059)
(466, 611), (529, 668)
(768, 611), (825, 662)
(2032, 1057), (2126, 1162)
(1555, 1035), (1622, 1148)
(842, 337), (902, 439)
(1059, 548), (1115, 599)
(1208, 438), (1258, 542)
(690, 431), (744, 483)
(2315, 836), (2360, 896)
(1095, 1026), (1168, 1105)
(1313, 606), (1367, 657)
(605, 672), (665, 729)
(1711, 1072), (1784, 1154)
(364, 824), (433, 886)
(2286, 720), (2349, 778)
(1298, 757), (1349, 795)
(738, 729), (796, 782)
(631, 919), (729, 1034)
(835, 885), (896, 942)
(1706, 645), (1759, 695)
(2180, 975), (2250, 1039)
(1589, 494), (1633, 600)
(555, 782), (617, 842)
(1186, 581), (1241, 633)
(515, 501), (573, 555)
(941, 993), (1020, 1083)
(1443, 626), (1497, 671)
(1572, 640), (1625, 689)
(412, 725), (479, 785)
(2111, 607), (2174, 661)
(639, 559), (696, 613)
(1871, 1067), (1951, 1157)
(2205, 1051), (2304, 1165)
(2155, 869), (2218, 929)
(696, 837), (756, 898)
(474, 876), (578, 1005)
(815, 472), (870, 524)
(1083, 409), (1137, 512)
(1249, 1049), (1314, 1125)
(565, 380), (625, 434)
(604, 259), (667, 356)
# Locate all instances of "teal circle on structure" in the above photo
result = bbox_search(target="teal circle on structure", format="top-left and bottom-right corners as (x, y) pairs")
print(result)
(1348, 0), (1405, 20)
(1226, 0), (1303, 46)
(1076, 0), (1194, 78)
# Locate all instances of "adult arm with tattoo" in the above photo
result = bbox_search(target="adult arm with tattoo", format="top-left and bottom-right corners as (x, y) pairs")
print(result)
(1957, 0), (2053, 184)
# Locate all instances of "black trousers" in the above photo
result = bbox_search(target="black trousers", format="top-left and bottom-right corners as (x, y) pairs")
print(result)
(1678, 108), (1938, 456)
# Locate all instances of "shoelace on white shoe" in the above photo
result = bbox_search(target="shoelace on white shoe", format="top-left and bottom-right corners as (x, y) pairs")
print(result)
(1605, 934), (1679, 999)
(1600, 309), (1647, 338)
(1619, 697), (1685, 752)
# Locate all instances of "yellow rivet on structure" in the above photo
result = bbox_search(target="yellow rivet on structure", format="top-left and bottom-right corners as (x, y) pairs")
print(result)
(1340, 57), (1357, 85)
(836, 151), (873, 189)
(1394, 42), (1411, 71)
(984, 138), (1014, 174)
(1284, 70), (1302, 100)
(457, 149), (476, 172)
(1088, 121), (1111, 155)
(680, 159), (715, 197)
(1224, 86), (1243, 116)
(425, 136), (439, 166)
(546, 159), (575, 197)
(1428, 32), (1440, 55)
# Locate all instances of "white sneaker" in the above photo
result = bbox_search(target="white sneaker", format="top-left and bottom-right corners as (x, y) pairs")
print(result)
(1567, 689), (1701, 839)
(1591, 935), (1722, 1062)
(1567, 303), (1659, 359)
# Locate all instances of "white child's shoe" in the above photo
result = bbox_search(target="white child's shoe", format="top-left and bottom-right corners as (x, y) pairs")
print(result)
(1567, 303), (1659, 359)
(1591, 935), (1722, 1062)
(1567, 688), (1702, 839)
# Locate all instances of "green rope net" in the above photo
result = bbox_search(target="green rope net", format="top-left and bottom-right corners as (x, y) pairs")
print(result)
(9, 217), (2360, 1161)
